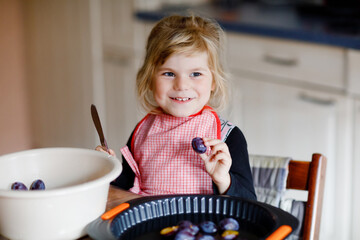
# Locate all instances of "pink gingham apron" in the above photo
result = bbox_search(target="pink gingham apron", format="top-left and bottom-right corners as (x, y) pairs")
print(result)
(120, 106), (221, 196)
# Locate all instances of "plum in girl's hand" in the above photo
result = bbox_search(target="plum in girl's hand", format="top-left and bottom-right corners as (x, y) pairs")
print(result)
(192, 137), (207, 154)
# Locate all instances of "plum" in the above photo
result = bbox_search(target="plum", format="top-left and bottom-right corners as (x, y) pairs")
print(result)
(178, 225), (200, 236)
(195, 234), (216, 240)
(192, 137), (207, 154)
(11, 182), (28, 190)
(174, 230), (196, 240)
(219, 218), (239, 231)
(160, 218), (241, 240)
(188, 225), (200, 235)
(199, 221), (217, 235)
(178, 220), (193, 230)
(30, 179), (45, 190)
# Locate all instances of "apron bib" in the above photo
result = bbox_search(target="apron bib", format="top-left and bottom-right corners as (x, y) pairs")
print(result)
(120, 106), (221, 196)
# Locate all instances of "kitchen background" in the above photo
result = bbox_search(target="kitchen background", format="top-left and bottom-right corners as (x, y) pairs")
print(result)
(1, 0), (359, 239)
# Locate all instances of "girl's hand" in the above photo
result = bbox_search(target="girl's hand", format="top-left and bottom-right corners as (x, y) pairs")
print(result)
(198, 137), (232, 194)
(95, 145), (116, 157)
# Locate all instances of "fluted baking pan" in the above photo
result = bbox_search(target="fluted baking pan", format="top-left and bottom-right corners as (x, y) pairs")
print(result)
(87, 194), (298, 240)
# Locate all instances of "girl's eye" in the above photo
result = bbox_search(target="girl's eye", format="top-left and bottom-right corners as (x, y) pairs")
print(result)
(163, 72), (175, 77)
(190, 72), (201, 77)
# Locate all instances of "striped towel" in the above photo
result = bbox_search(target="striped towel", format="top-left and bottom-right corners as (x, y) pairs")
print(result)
(249, 154), (291, 207)
(249, 154), (304, 239)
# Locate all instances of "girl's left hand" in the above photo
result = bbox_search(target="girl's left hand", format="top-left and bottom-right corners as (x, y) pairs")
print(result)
(198, 137), (232, 194)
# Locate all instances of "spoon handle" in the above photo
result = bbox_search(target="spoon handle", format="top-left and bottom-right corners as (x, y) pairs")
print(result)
(91, 104), (109, 152)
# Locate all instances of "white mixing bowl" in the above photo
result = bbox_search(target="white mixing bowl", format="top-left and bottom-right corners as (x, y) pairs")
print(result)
(0, 148), (122, 240)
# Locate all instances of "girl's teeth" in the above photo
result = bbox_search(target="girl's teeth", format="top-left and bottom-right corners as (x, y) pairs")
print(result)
(174, 97), (190, 101)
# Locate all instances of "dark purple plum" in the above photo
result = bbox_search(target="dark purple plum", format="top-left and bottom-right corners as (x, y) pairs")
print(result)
(192, 137), (207, 154)
(188, 225), (200, 235)
(219, 218), (239, 231)
(11, 182), (28, 190)
(174, 230), (196, 240)
(178, 220), (193, 230)
(195, 234), (216, 240)
(178, 225), (200, 236)
(160, 218), (240, 240)
(30, 179), (45, 190)
(199, 221), (217, 235)
(221, 230), (239, 240)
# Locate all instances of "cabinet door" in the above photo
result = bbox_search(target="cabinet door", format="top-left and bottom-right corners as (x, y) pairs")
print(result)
(228, 78), (336, 160)
(352, 100), (360, 240)
(224, 75), (352, 240)
(347, 50), (360, 95)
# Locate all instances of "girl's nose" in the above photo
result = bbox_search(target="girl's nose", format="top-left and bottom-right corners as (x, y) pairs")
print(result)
(174, 75), (190, 90)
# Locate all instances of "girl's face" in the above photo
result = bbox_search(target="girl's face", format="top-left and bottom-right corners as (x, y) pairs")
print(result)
(153, 51), (214, 117)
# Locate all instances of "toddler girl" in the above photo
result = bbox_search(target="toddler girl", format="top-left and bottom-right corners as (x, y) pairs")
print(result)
(97, 15), (256, 200)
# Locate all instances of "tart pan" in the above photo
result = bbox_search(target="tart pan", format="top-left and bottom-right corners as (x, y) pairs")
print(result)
(87, 194), (299, 240)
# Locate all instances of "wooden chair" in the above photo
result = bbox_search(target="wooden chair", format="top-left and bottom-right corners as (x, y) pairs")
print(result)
(286, 153), (327, 240)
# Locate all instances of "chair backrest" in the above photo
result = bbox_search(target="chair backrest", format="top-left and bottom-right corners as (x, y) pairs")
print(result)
(286, 153), (327, 240)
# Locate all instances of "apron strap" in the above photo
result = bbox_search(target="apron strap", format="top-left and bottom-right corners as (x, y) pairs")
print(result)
(219, 116), (236, 142)
(120, 146), (141, 194)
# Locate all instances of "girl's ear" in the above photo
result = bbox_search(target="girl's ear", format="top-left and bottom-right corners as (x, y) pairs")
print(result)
(211, 80), (216, 91)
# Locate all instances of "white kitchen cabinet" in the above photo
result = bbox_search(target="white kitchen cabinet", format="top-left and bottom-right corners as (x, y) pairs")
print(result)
(348, 48), (360, 240)
(227, 76), (338, 160)
(223, 33), (353, 239)
(226, 33), (346, 90)
(349, 49), (360, 240)
(223, 73), (353, 240)
(352, 100), (360, 240)
(347, 50), (360, 96)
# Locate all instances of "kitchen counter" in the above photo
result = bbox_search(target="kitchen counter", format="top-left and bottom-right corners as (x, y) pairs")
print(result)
(135, 2), (360, 50)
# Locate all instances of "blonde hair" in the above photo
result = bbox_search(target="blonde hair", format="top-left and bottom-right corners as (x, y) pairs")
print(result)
(136, 15), (228, 113)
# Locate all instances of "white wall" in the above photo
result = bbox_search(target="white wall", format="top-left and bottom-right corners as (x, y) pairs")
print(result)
(0, 0), (32, 155)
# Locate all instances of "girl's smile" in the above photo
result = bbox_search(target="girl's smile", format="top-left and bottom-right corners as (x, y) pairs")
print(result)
(153, 51), (214, 117)
(170, 97), (192, 102)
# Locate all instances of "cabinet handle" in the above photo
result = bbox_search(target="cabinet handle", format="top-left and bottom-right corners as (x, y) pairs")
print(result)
(298, 93), (335, 106)
(263, 53), (298, 66)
